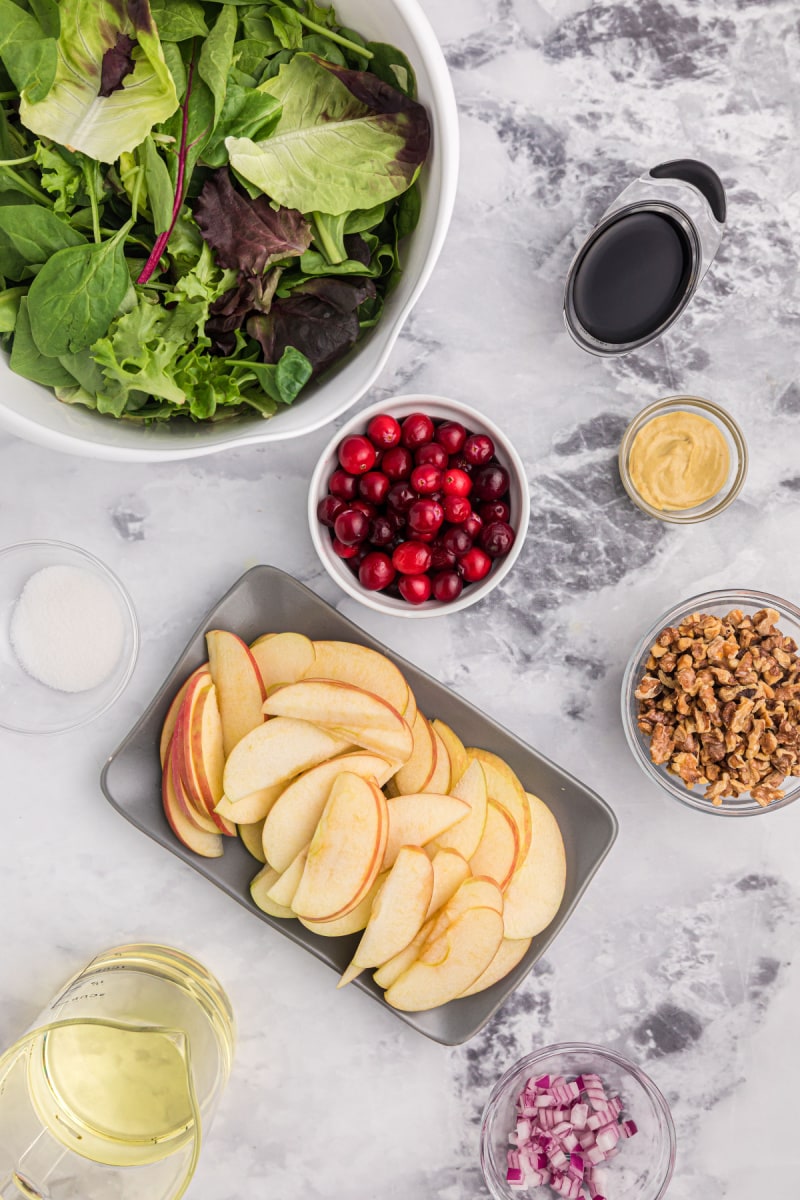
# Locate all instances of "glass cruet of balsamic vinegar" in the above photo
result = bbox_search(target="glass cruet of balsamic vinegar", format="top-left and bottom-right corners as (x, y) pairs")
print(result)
(564, 158), (727, 355)
(0, 945), (234, 1200)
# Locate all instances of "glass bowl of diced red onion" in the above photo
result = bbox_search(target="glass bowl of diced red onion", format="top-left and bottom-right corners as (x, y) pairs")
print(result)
(480, 1043), (675, 1200)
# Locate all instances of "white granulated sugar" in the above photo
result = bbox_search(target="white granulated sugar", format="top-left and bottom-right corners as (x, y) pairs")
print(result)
(11, 565), (125, 693)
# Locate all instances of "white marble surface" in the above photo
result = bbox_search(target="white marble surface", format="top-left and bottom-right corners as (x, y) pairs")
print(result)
(2, 0), (800, 1196)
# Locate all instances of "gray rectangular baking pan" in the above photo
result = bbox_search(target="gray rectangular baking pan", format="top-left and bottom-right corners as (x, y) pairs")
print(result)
(101, 565), (617, 1045)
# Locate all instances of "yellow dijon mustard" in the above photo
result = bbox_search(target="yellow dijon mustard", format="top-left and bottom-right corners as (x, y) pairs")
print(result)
(628, 411), (730, 511)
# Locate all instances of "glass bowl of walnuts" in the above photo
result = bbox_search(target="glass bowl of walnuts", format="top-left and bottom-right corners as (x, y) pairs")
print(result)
(621, 589), (800, 816)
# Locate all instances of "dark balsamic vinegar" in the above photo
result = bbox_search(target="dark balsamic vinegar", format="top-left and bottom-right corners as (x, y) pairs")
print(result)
(571, 211), (693, 345)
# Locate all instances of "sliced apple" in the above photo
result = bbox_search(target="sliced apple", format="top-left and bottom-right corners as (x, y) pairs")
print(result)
(223, 718), (353, 802)
(391, 711), (436, 795)
(206, 629), (266, 758)
(267, 847), (308, 908)
(426, 725), (451, 793)
(432, 719), (468, 786)
(291, 773), (388, 921)
(263, 752), (394, 873)
(169, 742), (219, 834)
(469, 800), (519, 891)
(384, 906), (504, 1011)
(335, 722), (413, 765)
(339, 847), (434, 986)
(299, 871), (387, 938)
(425, 849), (471, 919)
(502, 793), (567, 939)
(373, 921), (432, 990)
(467, 748), (531, 861)
(214, 782), (286, 826)
(250, 865), (294, 918)
(382, 793), (469, 869)
(431, 759), (488, 861)
(159, 666), (208, 766)
(263, 679), (404, 731)
(174, 678), (234, 836)
(307, 640), (411, 718)
(251, 632), (315, 692)
(426, 875), (504, 943)
(238, 819), (266, 864)
(162, 743), (223, 859)
(459, 937), (532, 997)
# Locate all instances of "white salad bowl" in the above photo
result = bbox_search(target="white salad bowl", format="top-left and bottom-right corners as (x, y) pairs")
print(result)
(0, 0), (458, 462)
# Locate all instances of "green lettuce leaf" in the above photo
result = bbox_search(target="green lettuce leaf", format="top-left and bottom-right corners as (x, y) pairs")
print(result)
(19, 0), (179, 162)
(225, 53), (430, 215)
(149, 0), (208, 42)
(0, 0), (58, 105)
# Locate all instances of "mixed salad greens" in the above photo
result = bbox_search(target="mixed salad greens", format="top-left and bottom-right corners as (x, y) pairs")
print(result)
(0, 0), (430, 422)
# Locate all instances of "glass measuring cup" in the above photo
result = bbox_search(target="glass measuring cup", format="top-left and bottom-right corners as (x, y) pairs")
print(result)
(0, 944), (234, 1200)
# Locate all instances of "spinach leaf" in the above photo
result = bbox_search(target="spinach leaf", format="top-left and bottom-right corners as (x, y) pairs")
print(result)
(366, 42), (417, 98)
(150, 0), (209, 42)
(58, 346), (106, 395)
(27, 224), (131, 355)
(198, 4), (238, 128)
(10, 296), (76, 386)
(0, 285), (26, 333)
(0, 0), (57, 104)
(0, 205), (86, 280)
(201, 84), (281, 168)
(233, 37), (281, 77)
(141, 138), (174, 235)
(242, 345), (312, 405)
(28, 0), (61, 40)
(163, 41), (187, 98)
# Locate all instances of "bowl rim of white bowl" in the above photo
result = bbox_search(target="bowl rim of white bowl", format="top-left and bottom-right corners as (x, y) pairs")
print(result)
(0, 0), (459, 463)
(308, 394), (531, 617)
(0, 539), (139, 734)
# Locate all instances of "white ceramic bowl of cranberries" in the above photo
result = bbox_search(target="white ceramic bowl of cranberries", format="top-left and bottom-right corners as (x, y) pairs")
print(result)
(308, 395), (530, 617)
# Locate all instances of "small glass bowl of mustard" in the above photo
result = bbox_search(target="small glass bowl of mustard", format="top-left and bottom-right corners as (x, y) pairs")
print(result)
(619, 396), (748, 523)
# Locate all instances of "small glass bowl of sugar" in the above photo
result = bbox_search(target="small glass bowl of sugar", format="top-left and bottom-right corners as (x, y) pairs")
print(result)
(0, 541), (138, 734)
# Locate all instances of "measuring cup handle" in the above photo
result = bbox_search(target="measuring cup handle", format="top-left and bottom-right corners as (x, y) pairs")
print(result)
(649, 158), (726, 223)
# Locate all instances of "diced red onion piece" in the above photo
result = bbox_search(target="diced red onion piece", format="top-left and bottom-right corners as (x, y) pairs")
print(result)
(568, 1153), (585, 1180)
(506, 1165), (524, 1188)
(595, 1123), (621, 1153)
(570, 1102), (589, 1130)
(620, 1118), (638, 1138)
(579, 1131), (596, 1150)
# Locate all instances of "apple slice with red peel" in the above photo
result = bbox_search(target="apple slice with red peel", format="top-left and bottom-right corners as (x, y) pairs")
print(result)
(251, 632), (315, 692)
(426, 876), (503, 944)
(373, 921), (432, 990)
(159, 666), (208, 766)
(264, 679), (404, 732)
(458, 936), (532, 998)
(384, 906), (504, 1011)
(307, 640), (411, 719)
(390, 711), (436, 795)
(502, 793), (566, 939)
(425, 849), (471, 919)
(238, 819), (266, 864)
(330, 721), (413, 765)
(263, 752), (394, 873)
(426, 725), (451, 793)
(467, 748), (531, 862)
(206, 630), (266, 757)
(299, 871), (387, 938)
(291, 773), (387, 922)
(214, 782), (285, 826)
(430, 759), (488, 861)
(173, 678), (234, 836)
(469, 800), (519, 890)
(267, 847), (308, 908)
(432, 719), (468, 786)
(250, 865), (294, 918)
(339, 847), (434, 986)
(162, 742), (223, 859)
(169, 740), (219, 834)
(223, 718), (353, 802)
(382, 793), (469, 869)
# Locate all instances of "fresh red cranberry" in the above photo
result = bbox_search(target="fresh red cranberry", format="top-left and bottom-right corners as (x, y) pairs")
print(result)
(358, 471), (390, 505)
(392, 540), (433, 574)
(435, 421), (466, 455)
(338, 434), (377, 474)
(463, 512), (483, 541)
(366, 413), (401, 449)
(448, 453), (473, 474)
(381, 446), (413, 481)
(368, 515), (396, 547)
(443, 495), (472, 524)
(458, 546), (492, 582)
(442, 467), (472, 497)
(400, 412), (435, 449)
(329, 468), (358, 501)
(317, 495), (344, 527)
(332, 537), (358, 559)
(463, 433), (495, 466)
(416, 443), (448, 470)
(333, 508), (370, 545)
(410, 464), (443, 495)
(359, 551), (396, 590)
(387, 481), (416, 515)
(430, 540), (457, 570)
(442, 525), (471, 556)
(407, 498), (444, 535)
(414, 530), (436, 542)
(432, 570), (464, 603)
(351, 498), (376, 519)
(479, 500), (510, 523)
(473, 463), (510, 501)
(480, 520), (516, 558)
(399, 574), (432, 604)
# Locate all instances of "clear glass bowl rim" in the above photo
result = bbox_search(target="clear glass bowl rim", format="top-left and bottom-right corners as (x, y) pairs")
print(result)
(479, 1041), (676, 1200)
(618, 395), (748, 524)
(0, 538), (139, 734)
(621, 587), (800, 816)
